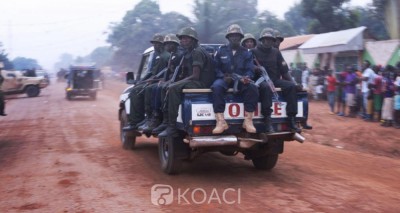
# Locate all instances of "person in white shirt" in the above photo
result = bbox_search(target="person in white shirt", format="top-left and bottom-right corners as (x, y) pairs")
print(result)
(361, 60), (376, 119)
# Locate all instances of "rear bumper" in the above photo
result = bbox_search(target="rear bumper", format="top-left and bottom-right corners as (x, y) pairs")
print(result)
(67, 89), (97, 96)
(184, 132), (305, 148)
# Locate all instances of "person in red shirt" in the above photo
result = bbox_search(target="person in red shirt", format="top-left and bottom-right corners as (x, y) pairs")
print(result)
(326, 70), (337, 114)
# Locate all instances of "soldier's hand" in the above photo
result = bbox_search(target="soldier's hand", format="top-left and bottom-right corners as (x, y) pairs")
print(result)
(295, 84), (303, 91)
(241, 76), (251, 84)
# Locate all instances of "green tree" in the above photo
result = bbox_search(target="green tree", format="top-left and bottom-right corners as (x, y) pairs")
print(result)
(255, 11), (296, 38)
(54, 53), (74, 71)
(193, 0), (258, 43)
(354, 6), (389, 40)
(107, 0), (191, 70)
(12, 57), (41, 70)
(301, 0), (359, 33)
(284, 3), (312, 35)
(89, 46), (114, 68)
(0, 43), (13, 70)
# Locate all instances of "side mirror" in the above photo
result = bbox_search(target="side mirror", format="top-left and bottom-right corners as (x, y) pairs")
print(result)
(126, 72), (136, 84)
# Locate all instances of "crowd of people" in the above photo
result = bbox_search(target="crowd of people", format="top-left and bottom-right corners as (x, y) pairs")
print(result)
(292, 61), (400, 128)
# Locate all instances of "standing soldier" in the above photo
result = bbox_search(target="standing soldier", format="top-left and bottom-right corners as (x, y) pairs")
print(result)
(0, 64), (6, 116)
(123, 33), (169, 131)
(241, 33), (257, 49)
(158, 27), (215, 137)
(253, 28), (300, 132)
(211, 24), (258, 134)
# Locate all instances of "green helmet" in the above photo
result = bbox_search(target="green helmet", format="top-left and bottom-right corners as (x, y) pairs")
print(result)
(176, 27), (198, 41)
(225, 24), (244, 39)
(150, 33), (164, 44)
(241, 33), (256, 46)
(163, 33), (180, 45)
(258, 28), (275, 41)
(273, 30), (284, 42)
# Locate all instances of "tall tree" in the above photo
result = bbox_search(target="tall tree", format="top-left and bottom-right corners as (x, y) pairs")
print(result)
(12, 57), (41, 70)
(284, 3), (312, 35)
(0, 43), (13, 70)
(193, 0), (258, 43)
(89, 46), (114, 68)
(301, 0), (359, 33)
(255, 11), (296, 38)
(354, 6), (389, 40)
(107, 0), (191, 70)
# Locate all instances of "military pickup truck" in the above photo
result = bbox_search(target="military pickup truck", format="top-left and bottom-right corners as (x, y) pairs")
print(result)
(118, 45), (309, 174)
(1, 70), (48, 97)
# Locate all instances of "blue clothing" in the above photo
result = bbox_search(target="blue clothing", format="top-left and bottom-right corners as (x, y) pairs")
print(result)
(211, 45), (258, 113)
(214, 45), (254, 79)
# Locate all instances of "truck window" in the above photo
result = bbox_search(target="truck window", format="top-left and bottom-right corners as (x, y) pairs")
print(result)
(138, 52), (152, 81)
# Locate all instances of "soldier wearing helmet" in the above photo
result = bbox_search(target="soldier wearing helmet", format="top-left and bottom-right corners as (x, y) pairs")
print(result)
(159, 27), (216, 137)
(147, 33), (185, 134)
(210, 24), (258, 134)
(123, 33), (170, 132)
(241, 33), (257, 49)
(273, 29), (284, 49)
(252, 28), (301, 132)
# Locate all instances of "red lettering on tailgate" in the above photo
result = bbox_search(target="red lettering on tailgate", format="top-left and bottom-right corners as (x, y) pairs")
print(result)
(228, 104), (240, 117)
(273, 102), (282, 116)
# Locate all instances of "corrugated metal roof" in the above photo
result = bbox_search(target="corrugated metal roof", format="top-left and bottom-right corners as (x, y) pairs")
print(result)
(365, 39), (400, 65)
(280, 34), (315, 51)
(299, 26), (367, 54)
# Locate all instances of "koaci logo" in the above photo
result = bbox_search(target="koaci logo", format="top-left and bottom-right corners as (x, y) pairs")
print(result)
(151, 184), (174, 205)
(151, 184), (241, 205)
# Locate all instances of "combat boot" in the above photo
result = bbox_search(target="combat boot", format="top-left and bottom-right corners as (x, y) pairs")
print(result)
(242, 111), (256, 133)
(123, 122), (138, 132)
(158, 124), (179, 138)
(287, 116), (300, 132)
(264, 116), (274, 133)
(212, 113), (229, 134)
(143, 112), (161, 134)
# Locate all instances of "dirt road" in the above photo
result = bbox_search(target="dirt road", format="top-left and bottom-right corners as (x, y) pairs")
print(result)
(0, 80), (399, 212)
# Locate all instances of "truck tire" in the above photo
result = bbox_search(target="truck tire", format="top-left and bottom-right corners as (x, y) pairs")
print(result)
(158, 135), (185, 175)
(26, 86), (40, 97)
(252, 154), (279, 170)
(120, 110), (136, 150)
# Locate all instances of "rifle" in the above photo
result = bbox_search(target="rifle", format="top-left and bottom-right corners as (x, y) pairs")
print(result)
(253, 57), (281, 103)
(137, 53), (174, 95)
(161, 56), (185, 110)
(229, 73), (254, 95)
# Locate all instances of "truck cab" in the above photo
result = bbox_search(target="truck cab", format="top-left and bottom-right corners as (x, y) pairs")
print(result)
(119, 45), (309, 174)
(1, 70), (48, 97)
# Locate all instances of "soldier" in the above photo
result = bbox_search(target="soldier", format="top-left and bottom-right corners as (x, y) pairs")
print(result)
(252, 28), (300, 132)
(158, 27), (215, 137)
(0, 66), (6, 116)
(123, 33), (169, 131)
(143, 34), (183, 134)
(241, 33), (257, 49)
(273, 29), (284, 49)
(211, 24), (258, 134)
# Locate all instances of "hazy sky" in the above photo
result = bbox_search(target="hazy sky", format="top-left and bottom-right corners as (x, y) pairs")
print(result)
(0, 0), (371, 70)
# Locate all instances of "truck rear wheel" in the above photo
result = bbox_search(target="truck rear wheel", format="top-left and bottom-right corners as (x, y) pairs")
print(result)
(120, 110), (136, 150)
(26, 86), (40, 97)
(252, 154), (279, 170)
(158, 135), (186, 175)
